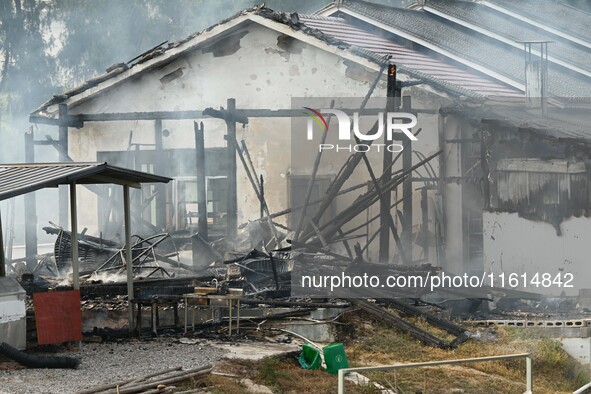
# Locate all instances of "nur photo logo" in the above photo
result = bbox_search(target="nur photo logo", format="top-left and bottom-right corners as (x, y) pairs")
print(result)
(303, 107), (417, 153)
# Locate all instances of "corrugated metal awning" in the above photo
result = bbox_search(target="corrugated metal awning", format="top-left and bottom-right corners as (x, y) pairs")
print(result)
(0, 162), (171, 201)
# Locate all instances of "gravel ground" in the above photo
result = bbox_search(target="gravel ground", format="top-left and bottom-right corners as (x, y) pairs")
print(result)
(0, 337), (228, 394)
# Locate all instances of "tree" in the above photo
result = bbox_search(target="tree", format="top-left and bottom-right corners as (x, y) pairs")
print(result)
(0, 0), (56, 114)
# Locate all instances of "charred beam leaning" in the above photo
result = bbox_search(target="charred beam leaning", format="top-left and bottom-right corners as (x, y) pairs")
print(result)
(351, 299), (451, 349)
(294, 100), (335, 242)
(239, 140), (280, 244)
(234, 139), (281, 247)
(302, 62), (389, 240)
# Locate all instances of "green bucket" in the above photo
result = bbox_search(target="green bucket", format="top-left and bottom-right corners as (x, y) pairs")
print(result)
(298, 343), (322, 370)
(323, 343), (349, 375)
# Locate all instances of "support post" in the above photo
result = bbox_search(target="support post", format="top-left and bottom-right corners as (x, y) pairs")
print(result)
(58, 104), (69, 228)
(260, 175), (264, 219)
(437, 113), (447, 269)
(24, 129), (37, 270)
(225, 98), (238, 239)
(420, 187), (429, 261)
(379, 63), (400, 264)
(0, 212), (5, 277)
(401, 96), (413, 262)
(526, 356), (532, 393)
(337, 369), (345, 394)
(154, 119), (167, 231)
(379, 112), (399, 263)
(123, 185), (134, 333)
(194, 121), (208, 240)
(69, 182), (79, 290)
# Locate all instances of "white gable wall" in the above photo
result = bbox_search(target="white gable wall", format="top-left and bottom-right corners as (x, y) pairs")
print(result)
(56, 21), (445, 265)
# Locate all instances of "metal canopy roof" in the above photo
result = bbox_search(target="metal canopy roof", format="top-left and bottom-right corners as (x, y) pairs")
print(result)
(0, 162), (171, 201)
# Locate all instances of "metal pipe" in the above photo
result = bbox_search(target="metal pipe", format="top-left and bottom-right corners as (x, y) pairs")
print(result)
(337, 353), (532, 394)
(526, 356), (532, 394)
(573, 381), (591, 394)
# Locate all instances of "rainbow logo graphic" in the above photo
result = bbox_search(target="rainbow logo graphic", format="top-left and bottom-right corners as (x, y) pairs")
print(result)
(303, 107), (328, 131)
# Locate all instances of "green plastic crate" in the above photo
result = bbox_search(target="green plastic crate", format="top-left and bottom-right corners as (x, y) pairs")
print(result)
(323, 343), (349, 375)
(298, 343), (321, 370)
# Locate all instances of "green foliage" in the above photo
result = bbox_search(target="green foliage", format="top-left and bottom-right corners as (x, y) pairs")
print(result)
(0, 0), (57, 113)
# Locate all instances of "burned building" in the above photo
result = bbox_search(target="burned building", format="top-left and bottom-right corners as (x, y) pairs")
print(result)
(24, 1), (591, 296)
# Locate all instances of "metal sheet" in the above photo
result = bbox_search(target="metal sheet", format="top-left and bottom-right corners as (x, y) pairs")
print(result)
(0, 319), (26, 350)
(0, 162), (171, 202)
(33, 290), (82, 345)
(300, 15), (522, 98)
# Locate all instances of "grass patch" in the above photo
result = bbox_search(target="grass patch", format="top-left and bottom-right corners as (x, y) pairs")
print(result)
(340, 310), (589, 393)
(203, 310), (590, 393)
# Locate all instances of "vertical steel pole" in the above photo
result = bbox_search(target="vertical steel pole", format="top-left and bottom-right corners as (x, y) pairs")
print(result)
(225, 98), (238, 239)
(58, 104), (69, 228)
(194, 121), (208, 240)
(338, 369), (345, 394)
(69, 182), (79, 290)
(154, 119), (167, 231)
(401, 96), (413, 260)
(0, 212), (6, 277)
(526, 356), (532, 393)
(24, 130), (37, 270)
(124, 185), (134, 333)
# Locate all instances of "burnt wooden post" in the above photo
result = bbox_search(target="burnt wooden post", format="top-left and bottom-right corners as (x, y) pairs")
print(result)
(437, 112), (447, 269)
(154, 119), (167, 231)
(260, 174), (264, 219)
(379, 63), (400, 264)
(401, 96), (413, 261)
(58, 103), (69, 228)
(24, 129), (37, 270)
(0, 212), (5, 277)
(421, 187), (429, 261)
(70, 182), (79, 290)
(194, 121), (208, 240)
(225, 98), (238, 239)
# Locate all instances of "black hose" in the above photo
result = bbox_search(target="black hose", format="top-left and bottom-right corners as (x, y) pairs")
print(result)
(0, 342), (80, 369)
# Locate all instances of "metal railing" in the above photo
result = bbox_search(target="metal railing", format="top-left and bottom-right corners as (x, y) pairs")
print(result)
(337, 353), (532, 394)
(574, 381), (591, 394)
